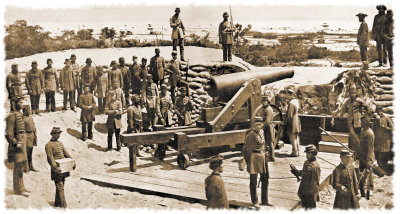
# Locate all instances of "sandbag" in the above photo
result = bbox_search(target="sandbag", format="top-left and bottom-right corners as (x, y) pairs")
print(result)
(375, 101), (392, 107)
(198, 71), (211, 79)
(189, 82), (203, 89)
(190, 67), (208, 72)
(195, 88), (208, 95)
(376, 76), (393, 84)
(199, 95), (210, 102)
(186, 70), (198, 78)
(189, 64), (212, 70)
(376, 94), (394, 101)
(383, 107), (393, 115)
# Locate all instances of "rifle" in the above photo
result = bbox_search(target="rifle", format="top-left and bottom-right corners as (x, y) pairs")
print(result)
(289, 164), (301, 182)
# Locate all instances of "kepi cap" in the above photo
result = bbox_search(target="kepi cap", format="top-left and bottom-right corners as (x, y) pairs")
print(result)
(31, 60), (37, 64)
(304, 144), (318, 154)
(86, 58), (92, 63)
(50, 127), (63, 135)
(209, 155), (223, 170)
(175, 7), (181, 12)
(340, 149), (351, 157)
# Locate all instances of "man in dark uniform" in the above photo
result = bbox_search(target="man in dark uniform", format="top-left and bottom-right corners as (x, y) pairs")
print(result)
(144, 74), (161, 131)
(159, 84), (174, 126)
(384, 9), (394, 68)
(127, 94), (143, 134)
(372, 5), (388, 66)
(108, 60), (124, 91)
(129, 56), (141, 95)
(6, 63), (23, 111)
(45, 127), (75, 208)
(150, 48), (166, 86)
(81, 58), (96, 93)
(205, 155), (229, 209)
(25, 60), (44, 114)
(358, 116), (375, 198)
(297, 145), (321, 209)
(373, 106), (393, 172)
(166, 50), (182, 102)
(43, 58), (59, 112)
(174, 87), (193, 126)
(242, 117), (272, 208)
(139, 57), (149, 104)
(5, 95), (29, 196)
(95, 66), (108, 114)
(118, 57), (130, 105)
(60, 59), (76, 112)
(105, 91), (123, 151)
(170, 7), (185, 61)
(261, 95), (276, 161)
(218, 12), (235, 62)
(70, 54), (81, 105)
(79, 85), (96, 141)
(356, 13), (369, 62)
(22, 105), (38, 172)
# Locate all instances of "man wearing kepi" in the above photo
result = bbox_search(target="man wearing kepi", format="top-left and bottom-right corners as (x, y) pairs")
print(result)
(218, 12), (234, 62)
(26, 60), (44, 114)
(373, 106), (393, 173)
(242, 116), (271, 208)
(297, 145), (320, 209)
(358, 116), (375, 198)
(204, 155), (229, 209)
(5, 95), (29, 196)
(6, 63), (23, 111)
(332, 150), (360, 209)
(23, 105), (38, 172)
(261, 95), (275, 161)
(170, 7), (185, 61)
(60, 59), (76, 112)
(150, 48), (166, 86)
(43, 58), (59, 112)
(45, 127), (75, 208)
(79, 84), (96, 141)
(105, 91), (123, 151)
(372, 5), (388, 67)
(81, 58), (96, 93)
(356, 13), (369, 63)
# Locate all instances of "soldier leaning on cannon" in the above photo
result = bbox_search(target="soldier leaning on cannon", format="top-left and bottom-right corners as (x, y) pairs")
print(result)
(170, 7), (185, 61)
(79, 84), (96, 141)
(43, 58), (59, 112)
(26, 60), (44, 115)
(60, 58), (76, 112)
(22, 105), (38, 172)
(45, 127), (76, 208)
(105, 91), (123, 151)
(6, 63), (23, 111)
(205, 155), (229, 209)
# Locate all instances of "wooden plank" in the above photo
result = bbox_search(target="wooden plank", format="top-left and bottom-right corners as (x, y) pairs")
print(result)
(202, 107), (250, 124)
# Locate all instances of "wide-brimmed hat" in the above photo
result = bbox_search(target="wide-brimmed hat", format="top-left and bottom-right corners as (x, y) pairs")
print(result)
(223, 12), (229, 17)
(209, 155), (223, 170)
(86, 58), (92, 63)
(175, 7), (181, 12)
(376, 5), (387, 10)
(50, 127), (63, 135)
(356, 13), (368, 17)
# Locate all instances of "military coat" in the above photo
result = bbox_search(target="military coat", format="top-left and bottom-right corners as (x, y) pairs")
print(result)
(60, 66), (75, 91)
(26, 69), (44, 95)
(205, 172), (229, 209)
(5, 111), (28, 163)
(332, 163), (360, 209)
(78, 93), (96, 122)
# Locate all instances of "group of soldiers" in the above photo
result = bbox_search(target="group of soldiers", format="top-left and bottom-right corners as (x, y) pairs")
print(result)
(357, 5), (394, 68)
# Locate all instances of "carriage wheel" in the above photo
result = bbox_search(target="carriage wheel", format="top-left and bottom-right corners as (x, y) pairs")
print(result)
(177, 153), (190, 169)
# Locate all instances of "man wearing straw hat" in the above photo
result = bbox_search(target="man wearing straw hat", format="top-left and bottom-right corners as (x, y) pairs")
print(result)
(204, 155), (229, 209)
(356, 13), (369, 63)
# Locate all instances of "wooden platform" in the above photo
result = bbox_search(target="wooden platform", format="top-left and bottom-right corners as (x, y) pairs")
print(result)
(82, 144), (340, 210)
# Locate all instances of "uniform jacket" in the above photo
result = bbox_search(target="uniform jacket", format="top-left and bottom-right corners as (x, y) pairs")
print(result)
(5, 111), (27, 163)
(127, 105), (143, 131)
(160, 93), (174, 125)
(341, 97), (368, 129)
(60, 66), (75, 91)
(23, 115), (37, 148)
(357, 20), (369, 47)
(286, 98), (301, 134)
(384, 18), (394, 41)
(242, 129), (268, 175)
(218, 20), (234, 45)
(129, 63), (141, 92)
(95, 72), (108, 98)
(81, 65), (96, 87)
(359, 128), (375, 164)
(174, 95), (193, 125)
(170, 15), (185, 39)
(6, 73), (23, 98)
(332, 163), (360, 209)
(262, 105), (275, 144)
(146, 83), (160, 109)
(372, 13), (387, 41)
(205, 172), (229, 209)
(26, 69), (44, 95)
(114, 87), (126, 108)
(150, 56), (166, 81)
(118, 65), (130, 90)
(71, 63), (81, 90)
(43, 66), (59, 92)
(45, 139), (72, 180)
(373, 115), (393, 152)
(108, 68), (124, 89)
(298, 158), (320, 202)
(105, 100), (123, 129)
(78, 93), (96, 122)
(166, 59), (182, 86)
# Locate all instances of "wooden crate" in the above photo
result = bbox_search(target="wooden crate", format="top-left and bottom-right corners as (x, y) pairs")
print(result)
(56, 158), (75, 173)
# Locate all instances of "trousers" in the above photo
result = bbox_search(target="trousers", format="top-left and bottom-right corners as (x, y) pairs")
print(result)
(13, 161), (25, 194)
(250, 173), (269, 204)
(29, 94), (41, 112)
(108, 128), (121, 150)
(359, 45), (368, 62)
(386, 40), (393, 67)
(290, 133), (300, 156)
(82, 121), (93, 139)
(222, 44), (232, 62)
(376, 38), (387, 65)
(45, 91), (56, 111)
(98, 97), (107, 114)
(172, 38), (185, 60)
(54, 177), (67, 208)
(63, 90), (75, 109)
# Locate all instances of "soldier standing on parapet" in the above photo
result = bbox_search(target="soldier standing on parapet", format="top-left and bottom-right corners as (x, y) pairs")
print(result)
(356, 13), (369, 63)
(129, 56), (141, 95)
(242, 116), (271, 208)
(170, 7), (185, 61)
(81, 58), (96, 93)
(166, 50), (182, 102)
(150, 48), (166, 86)
(174, 87), (193, 126)
(383, 9), (394, 68)
(43, 59), (59, 112)
(22, 105), (38, 172)
(95, 66), (108, 114)
(70, 54), (81, 104)
(26, 60), (44, 115)
(285, 87), (301, 157)
(372, 5), (388, 67)
(45, 127), (76, 208)
(6, 63), (23, 111)
(219, 12), (235, 62)
(60, 59), (76, 112)
(261, 95), (276, 161)
(5, 96), (29, 197)
(108, 60), (124, 92)
(159, 84), (174, 126)
(118, 57), (130, 105)
(105, 91), (123, 151)
(332, 150), (360, 209)
(205, 155), (229, 209)
(373, 106), (393, 173)
(79, 85), (96, 141)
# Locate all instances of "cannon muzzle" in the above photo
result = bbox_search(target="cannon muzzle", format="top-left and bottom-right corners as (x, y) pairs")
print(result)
(206, 68), (294, 98)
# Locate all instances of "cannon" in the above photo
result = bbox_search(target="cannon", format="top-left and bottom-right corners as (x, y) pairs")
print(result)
(121, 67), (294, 171)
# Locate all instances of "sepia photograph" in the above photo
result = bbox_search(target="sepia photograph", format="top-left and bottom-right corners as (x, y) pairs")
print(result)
(1, 0), (398, 212)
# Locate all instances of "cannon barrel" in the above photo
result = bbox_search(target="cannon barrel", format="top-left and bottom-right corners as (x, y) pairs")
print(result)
(206, 68), (294, 98)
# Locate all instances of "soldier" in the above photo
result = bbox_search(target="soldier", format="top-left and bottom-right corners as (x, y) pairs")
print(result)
(144, 74), (161, 131)
(129, 56), (141, 95)
(384, 9), (394, 68)
(159, 84), (174, 126)
(45, 127), (75, 208)
(110, 80), (126, 109)
(372, 5), (388, 66)
(332, 150), (360, 209)
(43, 58), (59, 112)
(5, 95), (29, 196)
(127, 94), (143, 134)
(139, 57), (149, 103)
(242, 117), (271, 208)
(166, 50), (182, 102)
(218, 12), (235, 62)
(373, 106), (393, 172)
(95, 66), (108, 114)
(118, 57), (130, 105)
(261, 95), (276, 161)
(22, 105), (38, 172)
(81, 58), (96, 93)
(150, 48), (166, 86)
(358, 116), (375, 198)
(70, 54), (81, 105)
(105, 91), (123, 151)
(204, 155), (229, 209)
(356, 13), (369, 62)
(108, 60), (124, 91)
(174, 87), (193, 126)
(6, 63), (23, 111)
(79, 85), (96, 141)
(60, 59), (76, 112)
(25, 60), (44, 114)
(285, 88), (301, 157)
(297, 145), (321, 209)
(170, 7), (185, 61)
